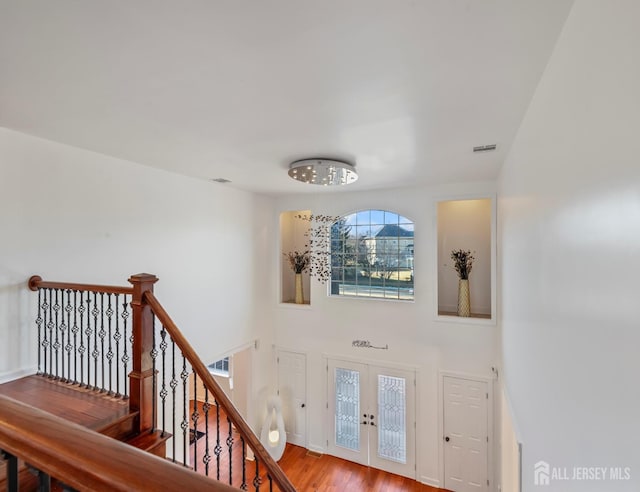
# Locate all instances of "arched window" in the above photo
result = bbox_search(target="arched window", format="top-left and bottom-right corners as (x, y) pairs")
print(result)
(330, 210), (414, 300)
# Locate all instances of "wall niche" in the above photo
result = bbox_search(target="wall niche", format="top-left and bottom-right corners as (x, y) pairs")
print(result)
(437, 198), (494, 322)
(280, 210), (311, 305)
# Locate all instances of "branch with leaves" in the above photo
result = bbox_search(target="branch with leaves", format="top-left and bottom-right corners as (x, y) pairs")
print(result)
(294, 213), (342, 283)
(284, 250), (310, 274)
(450, 249), (475, 280)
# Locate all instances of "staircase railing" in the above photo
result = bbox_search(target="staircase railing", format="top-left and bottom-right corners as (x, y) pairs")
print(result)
(0, 394), (236, 492)
(27, 274), (296, 492)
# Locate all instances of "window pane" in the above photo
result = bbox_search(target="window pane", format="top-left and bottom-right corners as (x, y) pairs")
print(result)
(377, 375), (407, 464)
(330, 209), (414, 301)
(335, 368), (360, 451)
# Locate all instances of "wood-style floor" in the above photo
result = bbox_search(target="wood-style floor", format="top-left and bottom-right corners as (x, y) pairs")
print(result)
(189, 400), (449, 492)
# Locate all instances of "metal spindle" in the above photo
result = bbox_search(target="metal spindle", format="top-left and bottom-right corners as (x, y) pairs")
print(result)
(268, 475), (273, 492)
(78, 293), (86, 386)
(98, 292), (106, 391)
(215, 398), (221, 480)
(91, 291), (99, 389)
(121, 296), (130, 397)
(42, 289), (49, 377)
(1, 450), (18, 492)
(192, 372), (199, 472)
(203, 387), (211, 477)
(150, 313), (157, 432)
(170, 341), (177, 462)
(36, 288), (43, 374)
(253, 458), (261, 492)
(48, 288), (54, 376)
(114, 294), (121, 396)
(227, 415), (234, 485)
(53, 289), (60, 378)
(181, 356), (189, 466)
(64, 290), (73, 382)
(85, 292), (92, 388)
(72, 291), (79, 384)
(106, 294), (114, 394)
(160, 326), (168, 436)
(241, 436), (247, 490)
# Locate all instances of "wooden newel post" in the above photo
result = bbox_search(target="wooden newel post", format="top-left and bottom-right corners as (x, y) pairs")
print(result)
(128, 273), (159, 434)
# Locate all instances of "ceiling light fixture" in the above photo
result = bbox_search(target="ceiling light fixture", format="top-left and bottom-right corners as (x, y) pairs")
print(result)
(288, 158), (358, 186)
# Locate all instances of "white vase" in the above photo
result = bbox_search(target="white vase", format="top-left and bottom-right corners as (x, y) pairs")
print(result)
(457, 279), (470, 317)
(295, 273), (304, 304)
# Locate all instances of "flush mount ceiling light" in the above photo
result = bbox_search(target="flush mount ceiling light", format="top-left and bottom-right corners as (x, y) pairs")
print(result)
(288, 158), (358, 186)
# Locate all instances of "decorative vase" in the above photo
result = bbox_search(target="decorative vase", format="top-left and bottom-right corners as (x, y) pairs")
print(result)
(457, 278), (470, 317)
(295, 273), (304, 304)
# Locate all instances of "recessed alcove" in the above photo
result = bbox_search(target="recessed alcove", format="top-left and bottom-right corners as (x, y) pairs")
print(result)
(437, 197), (495, 323)
(280, 210), (311, 305)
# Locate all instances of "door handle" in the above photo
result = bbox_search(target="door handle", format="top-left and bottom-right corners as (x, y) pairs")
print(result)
(301, 403), (305, 408)
(361, 421), (368, 425)
(445, 436), (450, 442)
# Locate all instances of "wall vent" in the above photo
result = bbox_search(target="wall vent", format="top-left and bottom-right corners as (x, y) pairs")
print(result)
(473, 144), (497, 153)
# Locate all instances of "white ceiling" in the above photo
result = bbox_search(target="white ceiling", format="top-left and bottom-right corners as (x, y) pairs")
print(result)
(0, 0), (574, 195)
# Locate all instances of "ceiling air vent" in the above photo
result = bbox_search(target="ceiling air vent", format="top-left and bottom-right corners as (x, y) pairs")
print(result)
(473, 144), (497, 153)
(211, 178), (231, 183)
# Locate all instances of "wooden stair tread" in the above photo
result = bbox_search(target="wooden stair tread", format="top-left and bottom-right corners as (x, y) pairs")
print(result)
(0, 375), (131, 433)
(125, 430), (172, 457)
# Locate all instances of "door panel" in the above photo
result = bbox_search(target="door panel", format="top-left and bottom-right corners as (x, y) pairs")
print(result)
(444, 376), (488, 492)
(277, 351), (306, 447)
(328, 360), (368, 464)
(328, 359), (416, 478)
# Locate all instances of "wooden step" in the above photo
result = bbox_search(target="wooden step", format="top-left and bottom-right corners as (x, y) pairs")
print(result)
(125, 430), (172, 458)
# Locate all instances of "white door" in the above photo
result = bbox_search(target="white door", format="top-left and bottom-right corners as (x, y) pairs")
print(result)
(328, 359), (416, 478)
(277, 350), (307, 447)
(443, 376), (489, 492)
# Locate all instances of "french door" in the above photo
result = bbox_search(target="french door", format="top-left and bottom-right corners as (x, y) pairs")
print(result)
(327, 359), (416, 478)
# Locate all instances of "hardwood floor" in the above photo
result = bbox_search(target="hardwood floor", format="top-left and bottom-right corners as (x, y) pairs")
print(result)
(189, 400), (449, 492)
(277, 444), (449, 492)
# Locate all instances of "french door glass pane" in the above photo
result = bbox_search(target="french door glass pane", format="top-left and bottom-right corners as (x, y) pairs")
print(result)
(377, 374), (407, 463)
(335, 368), (360, 451)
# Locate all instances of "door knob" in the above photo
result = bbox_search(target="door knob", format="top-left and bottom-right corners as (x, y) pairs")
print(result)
(361, 421), (368, 425)
(301, 403), (305, 408)
(445, 436), (450, 442)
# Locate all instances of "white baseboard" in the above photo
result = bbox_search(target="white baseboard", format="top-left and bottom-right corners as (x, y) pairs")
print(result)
(0, 366), (35, 384)
(421, 475), (440, 488)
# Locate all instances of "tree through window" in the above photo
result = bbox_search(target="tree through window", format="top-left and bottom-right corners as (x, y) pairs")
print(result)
(330, 210), (414, 300)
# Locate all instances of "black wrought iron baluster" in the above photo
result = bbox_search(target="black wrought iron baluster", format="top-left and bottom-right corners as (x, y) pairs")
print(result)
(268, 475), (273, 492)
(241, 436), (247, 490)
(37, 470), (51, 491)
(64, 289), (73, 382)
(180, 355), (189, 466)
(84, 292), (93, 388)
(72, 290), (79, 384)
(53, 288), (61, 379)
(170, 340), (178, 463)
(150, 313), (157, 432)
(91, 291), (100, 390)
(42, 289), (50, 377)
(1, 450), (18, 491)
(121, 295), (130, 397)
(160, 326), (168, 436)
(78, 293), (86, 386)
(203, 387), (211, 477)
(47, 288), (54, 377)
(98, 292), (106, 391)
(192, 372), (199, 472)
(106, 293), (114, 394)
(227, 415), (234, 485)
(36, 288), (43, 374)
(253, 457), (261, 492)
(114, 294), (121, 396)
(215, 398), (221, 480)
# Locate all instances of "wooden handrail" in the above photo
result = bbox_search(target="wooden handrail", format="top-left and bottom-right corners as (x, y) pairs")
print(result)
(0, 395), (236, 492)
(28, 275), (134, 295)
(144, 291), (297, 492)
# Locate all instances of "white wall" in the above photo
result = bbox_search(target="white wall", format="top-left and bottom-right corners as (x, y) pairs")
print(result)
(499, 1), (640, 490)
(274, 183), (498, 486)
(0, 128), (276, 413)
